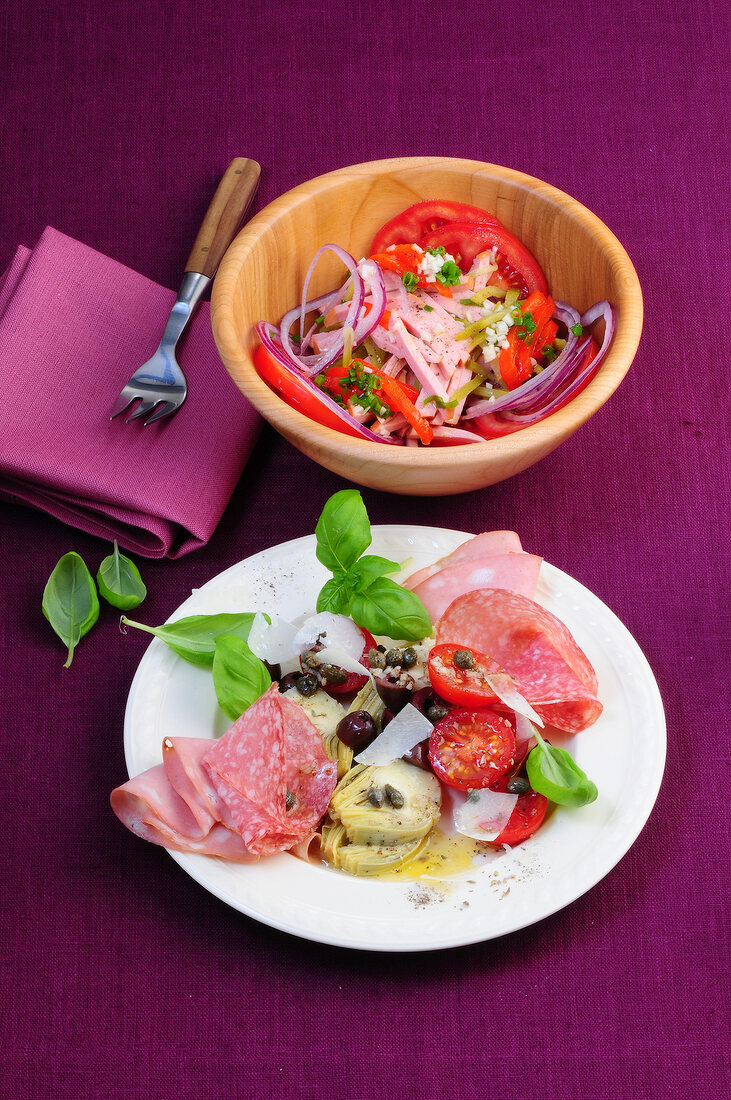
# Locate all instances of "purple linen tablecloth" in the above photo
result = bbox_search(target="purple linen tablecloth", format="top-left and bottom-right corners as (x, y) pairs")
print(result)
(1, 1), (729, 1099)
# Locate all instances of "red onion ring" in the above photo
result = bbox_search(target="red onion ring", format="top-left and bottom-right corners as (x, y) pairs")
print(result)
(254, 322), (402, 445)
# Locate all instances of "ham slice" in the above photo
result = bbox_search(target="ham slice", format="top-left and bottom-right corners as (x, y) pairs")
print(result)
(436, 589), (602, 733)
(404, 531), (523, 590)
(412, 553), (542, 622)
(111, 686), (337, 861)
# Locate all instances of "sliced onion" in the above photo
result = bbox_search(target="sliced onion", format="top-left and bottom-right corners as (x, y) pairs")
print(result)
(255, 322), (402, 444)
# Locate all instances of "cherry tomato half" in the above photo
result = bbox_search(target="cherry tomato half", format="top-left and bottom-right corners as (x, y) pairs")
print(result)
(419, 222), (548, 297)
(492, 788), (548, 846)
(428, 643), (503, 709)
(254, 345), (365, 438)
(300, 628), (377, 697)
(428, 708), (516, 790)
(370, 200), (501, 254)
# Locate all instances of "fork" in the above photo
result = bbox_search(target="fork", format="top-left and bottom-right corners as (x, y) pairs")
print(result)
(110, 157), (261, 426)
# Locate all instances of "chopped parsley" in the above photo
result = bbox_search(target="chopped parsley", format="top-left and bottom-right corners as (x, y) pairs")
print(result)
(436, 260), (462, 287)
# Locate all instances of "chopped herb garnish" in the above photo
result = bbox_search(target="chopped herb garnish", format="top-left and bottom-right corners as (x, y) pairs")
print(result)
(422, 305), (434, 312)
(514, 309), (537, 340)
(402, 271), (419, 291)
(459, 298), (475, 306)
(570, 323), (584, 337)
(542, 345), (558, 362)
(426, 246), (446, 257)
(315, 314), (325, 324)
(291, 333), (301, 343)
(436, 260), (462, 287)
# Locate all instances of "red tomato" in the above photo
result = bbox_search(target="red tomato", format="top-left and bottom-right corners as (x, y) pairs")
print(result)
(419, 222), (548, 297)
(491, 789), (548, 846)
(300, 628), (377, 697)
(428, 708), (516, 790)
(253, 345), (365, 438)
(370, 200), (501, 253)
(427, 643), (503, 709)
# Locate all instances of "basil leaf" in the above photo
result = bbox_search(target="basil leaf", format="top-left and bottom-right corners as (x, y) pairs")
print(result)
(212, 635), (272, 721)
(120, 611), (264, 667)
(42, 552), (100, 668)
(526, 730), (598, 807)
(349, 554), (401, 589)
(315, 489), (371, 573)
(316, 573), (355, 615)
(350, 577), (431, 641)
(96, 541), (146, 610)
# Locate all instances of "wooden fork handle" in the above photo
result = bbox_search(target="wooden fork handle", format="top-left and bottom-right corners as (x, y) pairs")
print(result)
(185, 158), (261, 279)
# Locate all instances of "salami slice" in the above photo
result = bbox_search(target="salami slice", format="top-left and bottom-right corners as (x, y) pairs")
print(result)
(436, 589), (602, 733)
(404, 530), (523, 590)
(203, 685), (337, 857)
(411, 553), (542, 622)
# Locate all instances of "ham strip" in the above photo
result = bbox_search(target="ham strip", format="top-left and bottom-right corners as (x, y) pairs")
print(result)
(411, 553), (542, 621)
(404, 531), (523, 590)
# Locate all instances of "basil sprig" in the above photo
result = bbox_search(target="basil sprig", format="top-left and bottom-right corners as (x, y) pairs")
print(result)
(314, 490), (431, 642)
(97, 541), (147, 610)
(212, 635), (272, 720)
(120, 611), (263, 667)
(526, 728), (598, 807)
(42, 552), (100, 668)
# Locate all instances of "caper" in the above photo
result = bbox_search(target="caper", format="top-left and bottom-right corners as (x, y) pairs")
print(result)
(321, 663), (348, 685)
(368, 647), (387, 670)
(367, 787), (384, 807)
(401, 646), (417, 669)
(506, 776), (531, 795)
(453, 649), (476, 670)
(296, 674), (319, 697)
(302, 652), (321, 670)
(425, 700), (448, 723)
(384, 648), (402, 667)
(384, 784), (404, 808)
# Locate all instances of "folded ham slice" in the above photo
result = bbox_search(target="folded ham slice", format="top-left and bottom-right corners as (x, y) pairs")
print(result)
(111, 686), (337, 861)
(436, 589), (602, 733)
(404, 530), (523, 590)
(411, 553), (542, 622)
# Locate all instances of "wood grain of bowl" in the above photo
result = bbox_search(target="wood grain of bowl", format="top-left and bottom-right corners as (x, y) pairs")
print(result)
(211, 157), (642, 495)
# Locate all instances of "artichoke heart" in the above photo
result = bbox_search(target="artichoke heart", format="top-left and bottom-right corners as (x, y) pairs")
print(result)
(329, 760), (441, 848)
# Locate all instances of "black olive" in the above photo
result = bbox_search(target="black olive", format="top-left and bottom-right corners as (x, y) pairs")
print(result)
(402, 739), (430, 771)
(336, 710), (378, 752)
(453, 649), (475, 670)
(401, 646), (418, 669)
(297, 674), (319, 697)
(374, 675), (413, 713)
(263, 660), (282, 681)
(278, 672), (304, 694)
(506, 776), (531, 795)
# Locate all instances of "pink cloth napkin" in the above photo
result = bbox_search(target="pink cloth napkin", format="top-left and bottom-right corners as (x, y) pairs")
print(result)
(0, 227), (261, 557)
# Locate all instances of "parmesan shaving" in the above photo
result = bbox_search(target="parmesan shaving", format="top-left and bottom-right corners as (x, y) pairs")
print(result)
(453, 788), (519, 842)
(355, 704), (433, 766)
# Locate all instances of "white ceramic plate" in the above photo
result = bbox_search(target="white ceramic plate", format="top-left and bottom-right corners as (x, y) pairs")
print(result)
(123, 526), (666, 952)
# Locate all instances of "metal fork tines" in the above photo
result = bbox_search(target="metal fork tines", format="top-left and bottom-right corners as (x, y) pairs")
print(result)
(110, 270), (209, 426)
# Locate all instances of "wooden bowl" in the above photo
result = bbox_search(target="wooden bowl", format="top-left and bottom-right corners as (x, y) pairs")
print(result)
(211, 157), (642, 495)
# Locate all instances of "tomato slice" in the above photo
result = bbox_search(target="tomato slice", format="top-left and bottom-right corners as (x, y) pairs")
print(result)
(419, 222), (548, 297)
(427, 643), (504, 709)
(491, 788), (548, 846)
(254, 345), (365, 438)
(428, 708), (516, 790)
(300, 628), (377, 697)
(370, 200), (501, 253)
